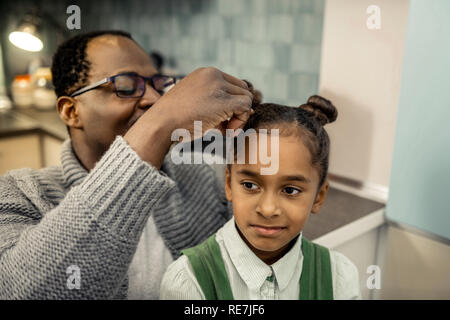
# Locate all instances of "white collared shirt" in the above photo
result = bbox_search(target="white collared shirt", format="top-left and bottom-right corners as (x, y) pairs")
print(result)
(160, 218), (362, 300)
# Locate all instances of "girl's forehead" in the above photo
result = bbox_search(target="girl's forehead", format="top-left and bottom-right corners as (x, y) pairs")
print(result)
(233, 134), (318, 183)
(239, 133), (312, 160)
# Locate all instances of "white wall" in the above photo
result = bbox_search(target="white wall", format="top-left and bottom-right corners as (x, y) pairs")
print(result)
(329, 222), (450, 300)
(332, 227), (380, 300)
(319, 0), (409, 188)
(374, 225), (450, 299)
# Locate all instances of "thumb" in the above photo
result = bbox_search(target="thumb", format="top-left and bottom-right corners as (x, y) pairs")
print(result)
(226, 108), (254, 131)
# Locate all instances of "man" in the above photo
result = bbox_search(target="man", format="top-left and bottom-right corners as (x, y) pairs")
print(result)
(0, 30), (253, 299)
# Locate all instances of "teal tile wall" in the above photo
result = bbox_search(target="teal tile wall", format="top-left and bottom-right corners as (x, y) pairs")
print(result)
(0, 0), (324, 105)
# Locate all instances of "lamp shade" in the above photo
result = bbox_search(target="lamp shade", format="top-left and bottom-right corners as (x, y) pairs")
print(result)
(9, 22), (43, 52)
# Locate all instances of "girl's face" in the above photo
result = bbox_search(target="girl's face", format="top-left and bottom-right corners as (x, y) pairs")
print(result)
(225, 134), (329, 265)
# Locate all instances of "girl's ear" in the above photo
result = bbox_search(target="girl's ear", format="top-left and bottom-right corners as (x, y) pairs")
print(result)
(225, 167), (232, 202)
(311, 180), (329, 214)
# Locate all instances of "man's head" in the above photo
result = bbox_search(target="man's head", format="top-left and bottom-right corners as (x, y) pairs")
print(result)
(51, 31), (162, 169)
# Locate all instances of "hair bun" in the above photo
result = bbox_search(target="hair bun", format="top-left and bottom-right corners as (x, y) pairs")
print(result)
(299, 95), (338, 126)
(243, 79), (263, 106)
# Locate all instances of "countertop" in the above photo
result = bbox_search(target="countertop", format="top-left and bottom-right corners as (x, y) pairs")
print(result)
(0, 108), (68, 141)
(0, 107), (386, 243)
(303, 187), (385, 240)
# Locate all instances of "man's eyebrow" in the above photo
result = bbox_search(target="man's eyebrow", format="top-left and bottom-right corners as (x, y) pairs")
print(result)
(236, 169), (311, 183)
(113, 69), (154, 76)
(114, 70), (139, 75)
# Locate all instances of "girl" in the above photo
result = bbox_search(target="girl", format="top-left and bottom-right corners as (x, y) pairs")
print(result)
(160, 94), (361, 300)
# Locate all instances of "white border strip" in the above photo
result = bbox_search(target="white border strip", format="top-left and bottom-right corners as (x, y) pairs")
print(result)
(313, 208), (386, 249)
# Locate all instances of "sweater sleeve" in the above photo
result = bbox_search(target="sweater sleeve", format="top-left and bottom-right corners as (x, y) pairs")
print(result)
(0, 136), (176, 299)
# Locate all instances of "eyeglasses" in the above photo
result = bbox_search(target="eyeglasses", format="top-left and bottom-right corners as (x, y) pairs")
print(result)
(70, 72), (176, 98)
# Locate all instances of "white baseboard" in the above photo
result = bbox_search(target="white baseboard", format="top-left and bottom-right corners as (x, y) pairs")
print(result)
(328, 173), (389, 204)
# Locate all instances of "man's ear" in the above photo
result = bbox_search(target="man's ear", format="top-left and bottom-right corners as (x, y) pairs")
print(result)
(56, 96), (83, 129)
(311, 180), (329, 214)
(225, 166), (232, 202)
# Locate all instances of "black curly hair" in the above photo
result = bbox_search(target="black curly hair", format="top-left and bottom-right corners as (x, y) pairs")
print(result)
(51, 30), (133, 98)
(243, 97), (337, 189)
(230, 83), (338, 189)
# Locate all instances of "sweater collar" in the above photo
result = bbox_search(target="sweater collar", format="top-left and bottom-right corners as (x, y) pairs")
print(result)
(61, 139), (88, 188)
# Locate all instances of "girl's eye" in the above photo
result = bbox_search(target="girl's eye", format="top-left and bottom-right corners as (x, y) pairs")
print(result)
(241, 182), (259, 191)
(283, 187), (301, 196)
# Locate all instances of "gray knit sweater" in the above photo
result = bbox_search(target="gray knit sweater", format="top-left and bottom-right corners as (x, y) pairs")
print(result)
(0, 135), (231, 299)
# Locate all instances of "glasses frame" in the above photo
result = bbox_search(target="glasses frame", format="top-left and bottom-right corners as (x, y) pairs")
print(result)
(69, 72), (176, 98)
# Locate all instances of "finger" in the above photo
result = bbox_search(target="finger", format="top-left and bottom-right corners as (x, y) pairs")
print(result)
(225, 95), (252, 115)
(226, 114), (248, 131)
(221, 71), (249, 90)
(226, 106), (254, 131)
(225, 83), (253, 99)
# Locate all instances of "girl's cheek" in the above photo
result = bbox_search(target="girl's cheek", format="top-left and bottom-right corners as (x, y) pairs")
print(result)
(233, 193), (254, 214)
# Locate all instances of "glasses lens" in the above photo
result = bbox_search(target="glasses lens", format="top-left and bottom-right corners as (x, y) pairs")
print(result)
(114, 74), (143, 97)
(152, 76), (175, 95)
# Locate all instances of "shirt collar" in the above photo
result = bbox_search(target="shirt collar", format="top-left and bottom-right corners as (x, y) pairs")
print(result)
(221, 217), (303, 291)
(271, 231), (303, 291)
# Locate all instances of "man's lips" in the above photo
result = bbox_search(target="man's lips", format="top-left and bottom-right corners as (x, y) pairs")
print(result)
(250, 224), (286, 236)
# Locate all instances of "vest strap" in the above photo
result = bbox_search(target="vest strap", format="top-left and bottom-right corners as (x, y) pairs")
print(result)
(182, 234), (333, 300)
(182, 234), (234, 300)
(299, 236), (334, 299)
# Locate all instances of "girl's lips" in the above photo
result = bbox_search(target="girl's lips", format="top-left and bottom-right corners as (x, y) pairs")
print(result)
(251, 225), (285, 236)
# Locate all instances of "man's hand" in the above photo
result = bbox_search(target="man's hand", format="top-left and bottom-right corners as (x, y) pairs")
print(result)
(156, 67), (254, 134)
(124, 67), (254, 167)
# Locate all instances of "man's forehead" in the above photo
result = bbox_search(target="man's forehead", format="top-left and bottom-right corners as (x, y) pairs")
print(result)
(86, 35), (156, 79)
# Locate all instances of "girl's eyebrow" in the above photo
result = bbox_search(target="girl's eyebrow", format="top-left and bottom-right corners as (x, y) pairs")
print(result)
(236, 169), (259, 178)
(283, 175), (311, 184)
(236, 169), (311, 184)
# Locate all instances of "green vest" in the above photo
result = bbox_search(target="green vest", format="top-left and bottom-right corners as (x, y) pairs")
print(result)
(181, 234), (334, 300)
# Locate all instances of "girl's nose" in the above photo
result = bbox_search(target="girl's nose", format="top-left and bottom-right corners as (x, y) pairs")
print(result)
(255, 192), (282, 219)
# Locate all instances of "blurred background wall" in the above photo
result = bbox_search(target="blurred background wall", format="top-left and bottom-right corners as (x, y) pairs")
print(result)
(319, 0), (409, 198)
(379, 0), (450, 299)
(0, 0), (325, 105)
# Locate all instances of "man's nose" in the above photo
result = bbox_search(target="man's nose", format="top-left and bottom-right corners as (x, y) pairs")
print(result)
(256, 192), (282, 219)
(138, 83), (161, 109)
